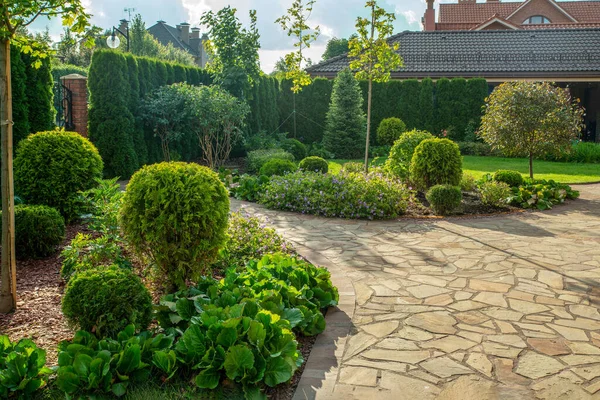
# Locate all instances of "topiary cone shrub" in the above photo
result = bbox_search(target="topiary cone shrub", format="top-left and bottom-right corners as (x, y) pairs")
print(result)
(410, 138), (463, 191)
(14, 130), (104, 222)
(120, 162), (230, 290)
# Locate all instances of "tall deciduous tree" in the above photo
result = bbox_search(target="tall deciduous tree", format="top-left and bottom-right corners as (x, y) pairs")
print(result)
(480, 81), (584, 178)
(349, 1), (402, 172)
(201, 7), (261, 98)
(0, 1), (90, 313)
(322, 37), (349, 60)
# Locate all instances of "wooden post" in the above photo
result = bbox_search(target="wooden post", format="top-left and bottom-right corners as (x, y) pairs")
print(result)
(0, 38), (17, 313)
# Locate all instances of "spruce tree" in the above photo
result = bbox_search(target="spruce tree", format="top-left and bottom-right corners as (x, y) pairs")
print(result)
(419, 78), (435, 133)
(10, 47), (30, 146)
(322, 69), (365, 158)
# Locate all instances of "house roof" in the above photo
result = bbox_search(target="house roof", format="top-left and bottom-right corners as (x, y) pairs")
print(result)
(306, 28), (600, 80)
(439, 1), (600, 24)
(147, 21), (199, 57)
(471, 14), (521, 30)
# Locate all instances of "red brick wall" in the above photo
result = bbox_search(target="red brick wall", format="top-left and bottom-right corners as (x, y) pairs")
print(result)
(60, 75), (88, 137)
(508, 0), (575, 25)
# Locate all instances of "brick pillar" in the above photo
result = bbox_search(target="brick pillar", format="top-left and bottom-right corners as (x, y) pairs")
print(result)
(60, 74), (88, 137)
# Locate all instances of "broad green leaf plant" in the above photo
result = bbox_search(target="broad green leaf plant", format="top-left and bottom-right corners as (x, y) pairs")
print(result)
(348, 0), (403, 172)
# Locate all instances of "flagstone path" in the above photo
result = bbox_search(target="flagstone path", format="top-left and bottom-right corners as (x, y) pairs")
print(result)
(232, 184), (600, 400)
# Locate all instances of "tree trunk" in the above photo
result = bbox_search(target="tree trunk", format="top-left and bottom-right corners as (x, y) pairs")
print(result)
(364, 78), (373, 174)
(529, 152), (534, 180)
(0, 39), (17, 313)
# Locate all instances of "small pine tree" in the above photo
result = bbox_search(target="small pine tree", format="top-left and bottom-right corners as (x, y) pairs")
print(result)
(10, 47), (30, 146)
(322, 69), (365, 158)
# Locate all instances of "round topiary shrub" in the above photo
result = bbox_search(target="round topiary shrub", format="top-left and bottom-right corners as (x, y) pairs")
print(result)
(281, 138), (307, 162)
(12, 205), (65, 258)
(62, 266), (152, 338)
(120, 162), (229, 289)
(14, 131), (104, 222)
(377, 117), (407, 146)
(385, 130), (433, 180)
(259, 159), (297, 177)
(426, 185), (463, 216)
(493, 170), (524, 188)
(410, 138), (463, 191)
(299, 156), (329, 174)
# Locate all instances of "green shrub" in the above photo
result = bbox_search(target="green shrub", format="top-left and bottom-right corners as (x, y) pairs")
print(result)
(62, 266), (153, 338)
(299, 156), (329, 173)
(479, 181), (511, 207)
(460, 174), (477, 192)
(11, 205), (65, 259)
(377, 117), (407, 146)
(410, 138), (463, 191)
(457, 141), (497, 156)
(259, 159), (297, 177)
(426, 185), (462, 215)
(0, 336), (52, 398)
(212, 212), (293, 271)
(229, 174), (270, 202)
(260, 171), (409, 219)
(508, 180), (579, 210)
(493, 170), (524, 188)
(307, 143), (334, 159)
(342, 162), (364, 174)
(14, 130), (104, 222)
(280, 138), (307, 161)
(247, 149), (295, 172)
(385, 129), (433, 179)
(80, 178), (123, 236)
(120, 162), (230, 289)
(369, 145), (392, 158)
(553, 141), (600, 163)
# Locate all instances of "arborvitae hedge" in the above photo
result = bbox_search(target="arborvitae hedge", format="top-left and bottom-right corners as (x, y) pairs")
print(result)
(22, 53), (55, 133)
(10, 47), (30, 146)
(419, 78), (435, 134)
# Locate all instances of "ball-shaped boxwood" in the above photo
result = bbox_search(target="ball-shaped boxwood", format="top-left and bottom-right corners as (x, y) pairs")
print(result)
(62, 266), (152, 338)
(12, 205), (65, 258)
(299, 156), (329, 174)
(377, 117), (407, 146)
(410, 138), (463, 191)
(281, 138), (307, 162)
(259, 159), (297, 177)
(426, 185), (463, 216)
(14, 131), (103, 222)
(120, 162), (229, 289)
(385, 130), (433, 180)
(493, 170), (524, 188)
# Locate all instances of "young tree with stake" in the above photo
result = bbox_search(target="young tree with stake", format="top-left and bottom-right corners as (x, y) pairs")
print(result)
(0, 2), (90, 313)
(349, 1), (402, 172)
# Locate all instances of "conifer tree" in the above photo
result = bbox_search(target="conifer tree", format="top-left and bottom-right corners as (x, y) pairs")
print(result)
(10, 47), (29, 145)
(419, 78), (434, 133)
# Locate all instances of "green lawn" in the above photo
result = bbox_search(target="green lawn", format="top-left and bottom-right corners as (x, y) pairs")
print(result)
(329, 156), (600, 184)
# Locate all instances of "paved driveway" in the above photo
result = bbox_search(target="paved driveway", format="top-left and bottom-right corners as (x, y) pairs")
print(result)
(233, 184), (600, 400)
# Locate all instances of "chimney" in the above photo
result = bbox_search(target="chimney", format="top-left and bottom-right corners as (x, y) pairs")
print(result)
(118, 19), (128, 33)
(191, 27), (200, 39)
(423, 0), (436, 31)
(179, 22), (190, 45)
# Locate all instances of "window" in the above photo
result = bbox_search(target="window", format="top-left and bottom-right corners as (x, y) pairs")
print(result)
(523, 15), (551, 24)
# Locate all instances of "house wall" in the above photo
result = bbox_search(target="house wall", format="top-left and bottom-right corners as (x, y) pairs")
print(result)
(507, 0), (575, 25)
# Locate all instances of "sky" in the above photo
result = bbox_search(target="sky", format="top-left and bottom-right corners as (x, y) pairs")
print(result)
(29, 0), (452, 72)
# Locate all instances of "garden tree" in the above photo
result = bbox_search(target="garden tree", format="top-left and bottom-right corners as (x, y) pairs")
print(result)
(349, 0), (403, 172)
(10, 47), (29, 146)
(56, 25), (102, 67)
(480, 81), (584, 179)
(0, 0), (90, 313)
(322, 69), (366, 158)
(183, 84), (250, 169)
(201, 7), (261, 98)
(22, 52), (55, 132)
(322, 37), (350, 61)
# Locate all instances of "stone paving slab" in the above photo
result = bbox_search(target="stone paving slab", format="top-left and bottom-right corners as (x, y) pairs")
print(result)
(233, 184), (600, 400)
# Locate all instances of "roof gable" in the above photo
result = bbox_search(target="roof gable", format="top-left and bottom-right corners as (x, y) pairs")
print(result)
(506, 0), (578, 23)
(473, 15), (521, 31)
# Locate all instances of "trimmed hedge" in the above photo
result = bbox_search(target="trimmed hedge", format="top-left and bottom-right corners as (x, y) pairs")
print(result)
(377, 117), (407, 146)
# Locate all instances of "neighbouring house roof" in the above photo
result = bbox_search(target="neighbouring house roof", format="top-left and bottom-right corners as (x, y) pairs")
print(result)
(306, 28), (600, 80)
(147, 21), (199, 57)
(471, 14), (521, 30)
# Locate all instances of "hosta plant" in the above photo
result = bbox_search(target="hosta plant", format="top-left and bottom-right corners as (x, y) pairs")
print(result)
(229, 174), (270, 202)
(508, 180), (579, 210)
(0, 336), (52, 399)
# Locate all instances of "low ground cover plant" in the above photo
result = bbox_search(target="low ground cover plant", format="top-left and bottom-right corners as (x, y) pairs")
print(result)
(509, 179), (580, 210)
(230, 174), (270, 202)
(259, 171), (409, 219)
(0, 336), (52, 398)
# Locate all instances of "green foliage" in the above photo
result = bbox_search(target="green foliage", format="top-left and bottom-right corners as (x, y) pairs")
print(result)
(11, 205), (65, 259)
(62, 267), (153, 339)
(299, 156), (329, 173)
(544, 141), (600, 164)
(55, 325), (175, 397)
(448, 78), (469, 139)
(342, 162), (364, 173)
(435, 78), (453, 135)
(493, 170), (524, 188)
(212, 212), (292, 272)
(0, 336), (52, 399)
(80, 178), (123, 236)
(377, 117), (407, 146)
(410, 138), (463, 191)
(10, 46), (30, 146)
(120, 162), (230, 289)
(508, 180), (580, 211)
(323, 69), (366, 158)
(480, 81), (584, 178)
(479, 181), (511, 207)
(322, 37), (349, 60)
(460, 174), (477, 192)
(426, 185), (462, 216)
(22, 53), (55, 133)
(457, 141), (496, 156)
(247, 149), (295, 172)
(260, 171), (409, 219)
(280, 138), (307, 161)
(259, 159), (297, 177)
(399, 80), (420, 131)
(14, 130), (103, 222)
(229, 175), (270, 202)
(466, 78), (488, 129)
(418, 78), (435, 133)
(385, 129), (433, 180)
